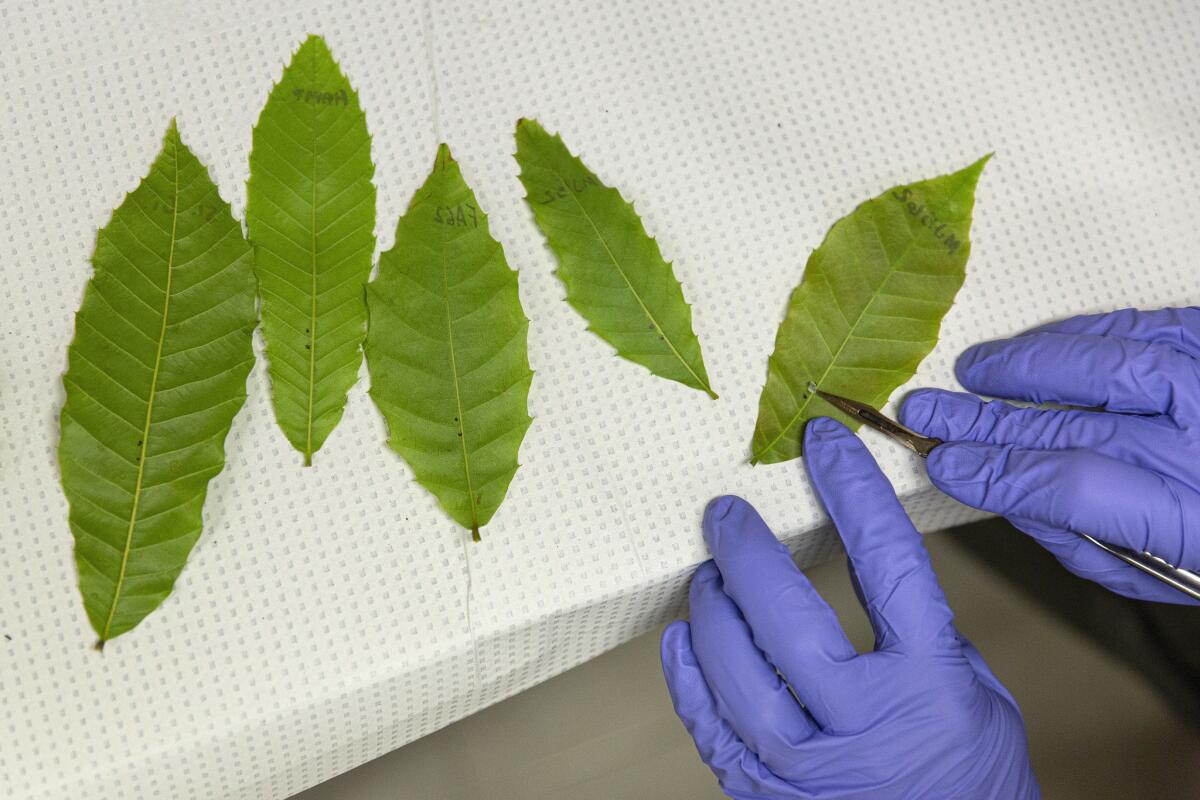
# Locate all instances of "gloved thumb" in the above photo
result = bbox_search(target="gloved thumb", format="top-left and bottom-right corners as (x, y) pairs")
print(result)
(924, 441), (1012, 507)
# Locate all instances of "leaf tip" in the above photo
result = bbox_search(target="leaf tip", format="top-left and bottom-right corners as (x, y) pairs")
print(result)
(298, 33), (330, 54)
(434, 142), (456, 170)
(289, 34), (335, 72)
(515, 117), (547, 139)
(163, 117), (182, 150)
(959, 152), (993, 182)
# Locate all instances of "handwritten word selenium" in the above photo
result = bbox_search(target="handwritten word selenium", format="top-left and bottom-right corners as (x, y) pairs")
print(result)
(538, 174), (599, 205)
(891, 187), (963, 255)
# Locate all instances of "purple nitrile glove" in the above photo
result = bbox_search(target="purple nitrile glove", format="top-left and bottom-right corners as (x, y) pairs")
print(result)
(661, 418), (1037, 800)
(900, 306), (1200, 605)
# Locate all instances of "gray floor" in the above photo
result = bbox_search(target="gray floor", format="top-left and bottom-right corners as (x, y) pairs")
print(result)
(294, 532), (1200, 800)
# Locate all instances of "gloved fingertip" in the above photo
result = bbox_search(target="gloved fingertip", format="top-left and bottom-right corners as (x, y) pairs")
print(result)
(805, 415), (848, 442)
(660, 621), (699, 692)
(954, 342), (994, 387)
(702, 495), (749, 553)
(660, 620), (693, 665)
(803, 417), (852, 466)
(803, 416), (863, 478)
(690, 560), (720, 598)
(901, 389), (988, 441)
(704, 495), (739, 523)
(898, 389), (938, 431)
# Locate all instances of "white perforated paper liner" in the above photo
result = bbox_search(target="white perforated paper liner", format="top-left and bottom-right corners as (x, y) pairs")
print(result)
(2, 1), (1198, 797)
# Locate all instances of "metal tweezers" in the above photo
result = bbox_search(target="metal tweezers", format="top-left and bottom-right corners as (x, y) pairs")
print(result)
(809, 383), (1200, 603)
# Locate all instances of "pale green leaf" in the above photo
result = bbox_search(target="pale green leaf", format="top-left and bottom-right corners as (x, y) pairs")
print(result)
(247, 34), (376, 465)
(58, 121), (257, 647)
(514, 119), (716, 398)
(750, 156), (990, 465)
(366, 145), (533, 540)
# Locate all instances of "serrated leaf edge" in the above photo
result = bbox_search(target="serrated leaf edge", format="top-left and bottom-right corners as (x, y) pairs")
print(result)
(247, 34), (377, 466)
(61, 119), (253, 648)
(514, 119), (717, 399)
(367, 143), (534, 539)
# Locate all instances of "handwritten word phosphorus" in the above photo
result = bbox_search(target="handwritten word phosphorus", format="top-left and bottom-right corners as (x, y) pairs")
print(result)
(891, 187), (964, 254)
(292, 88), (349, 106)
(537, 174), (599, 205)
(434, 203), (478, 228)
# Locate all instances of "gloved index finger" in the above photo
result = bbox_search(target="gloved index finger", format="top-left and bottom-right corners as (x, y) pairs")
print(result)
(956, 332), (1198, 418)
(803, 417), (955, 650)
(1026, 307), (1200, 360)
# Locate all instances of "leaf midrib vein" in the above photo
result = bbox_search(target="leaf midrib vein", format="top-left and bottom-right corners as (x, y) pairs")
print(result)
(100, 132), (181, 643)
(441, 245), (480, 536)
(303, 46), (320, 466)
(544, 165), (712, 397)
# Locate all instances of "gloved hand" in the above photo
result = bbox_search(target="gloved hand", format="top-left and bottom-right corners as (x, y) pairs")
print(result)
(900, 306), (1200, 604)
(661, 418), (1038, 800)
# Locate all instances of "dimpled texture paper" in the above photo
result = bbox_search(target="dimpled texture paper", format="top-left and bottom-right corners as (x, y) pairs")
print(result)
(2, 1), (1199, 798)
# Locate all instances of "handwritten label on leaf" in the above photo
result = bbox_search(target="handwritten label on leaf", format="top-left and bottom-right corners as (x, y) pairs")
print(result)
(750, 156), (990, 465)
(514, 119), (716, 398)
(366, 145), (533, 541)
(247, 34), (376, 466)
(58, 121), (257, 647)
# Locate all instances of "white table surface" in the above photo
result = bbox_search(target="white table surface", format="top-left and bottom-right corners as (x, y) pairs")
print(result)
(2, 0), (1198, 797)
